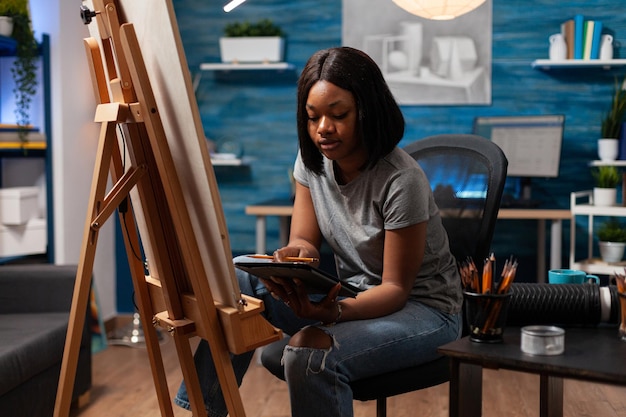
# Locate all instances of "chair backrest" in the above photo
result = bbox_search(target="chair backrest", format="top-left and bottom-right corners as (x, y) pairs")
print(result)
(403, 134), (508, 264)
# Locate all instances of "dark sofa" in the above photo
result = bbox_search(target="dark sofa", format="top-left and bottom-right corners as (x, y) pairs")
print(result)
(0, 264), (92, 417)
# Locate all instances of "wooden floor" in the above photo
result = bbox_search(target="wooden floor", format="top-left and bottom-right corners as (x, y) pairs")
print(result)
(70, 333), (626, 417)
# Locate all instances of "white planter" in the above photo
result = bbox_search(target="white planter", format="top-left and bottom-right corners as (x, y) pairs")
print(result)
(219, 36), (284, 63)
(598, 138), (619, 161)
(0, 16), (13, 37)
(599, 241), (626, 263)
(593, 187), (617, 207)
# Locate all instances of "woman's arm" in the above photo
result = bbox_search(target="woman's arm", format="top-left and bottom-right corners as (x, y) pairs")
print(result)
(338, 222), (426, 321)
(274, 182), (322, 261)
(267, 181), (427, 324)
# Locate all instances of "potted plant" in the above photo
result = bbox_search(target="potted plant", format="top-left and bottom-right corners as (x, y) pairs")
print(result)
(601, 78), (626, 139)
(598, 78), (626, 161)
(591, 165), (621, 206)
(597, 217), (626, 263)
(0, 0), (38, 147)
(219, 18), (285, 64)
(0, 15), (13, 37)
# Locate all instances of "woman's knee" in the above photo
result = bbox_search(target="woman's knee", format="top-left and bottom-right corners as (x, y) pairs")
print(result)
(288, 326), (332, 349)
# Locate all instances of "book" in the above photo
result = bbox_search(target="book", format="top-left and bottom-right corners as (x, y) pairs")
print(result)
(561, 19), (575, 59)
(590, 20), (603, 59)
(573, 14), (584, 59)
(583, 20), (594, 60)
(234, 260), (360, 297)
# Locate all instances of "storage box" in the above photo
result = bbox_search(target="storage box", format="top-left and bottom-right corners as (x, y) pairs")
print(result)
(0, 218), (47, 257)
(0, 187), (39, 225)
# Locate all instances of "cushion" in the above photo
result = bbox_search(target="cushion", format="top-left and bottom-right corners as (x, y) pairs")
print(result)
(0, 312), (69, 395)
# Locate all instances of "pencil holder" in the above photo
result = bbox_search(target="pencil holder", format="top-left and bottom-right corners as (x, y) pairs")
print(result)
(463, 291), (511, 343)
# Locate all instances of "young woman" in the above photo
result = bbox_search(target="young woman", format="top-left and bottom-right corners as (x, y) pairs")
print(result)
(175, 46), (462, 417)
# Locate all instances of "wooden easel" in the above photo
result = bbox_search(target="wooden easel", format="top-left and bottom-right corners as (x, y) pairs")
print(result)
(54, 1), (281, 417)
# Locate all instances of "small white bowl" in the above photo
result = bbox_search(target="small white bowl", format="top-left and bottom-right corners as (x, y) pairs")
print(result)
(521, 325), (565, 356)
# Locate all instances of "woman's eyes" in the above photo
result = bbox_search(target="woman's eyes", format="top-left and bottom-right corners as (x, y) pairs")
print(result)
(307, 112), (348, 121)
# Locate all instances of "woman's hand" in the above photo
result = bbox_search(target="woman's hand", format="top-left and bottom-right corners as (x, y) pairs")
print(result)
(273, 245), (321, 268)
(260, 276), (342, 323)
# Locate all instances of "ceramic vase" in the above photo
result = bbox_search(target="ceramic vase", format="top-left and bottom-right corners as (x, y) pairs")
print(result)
(598, 138), (619, 161)
(593, 187), (617, 207)
(599, 241), (626, 263)
(549, 33), (567, 61)
(600, 34), (614, 60)
(0, 16), (13, 37)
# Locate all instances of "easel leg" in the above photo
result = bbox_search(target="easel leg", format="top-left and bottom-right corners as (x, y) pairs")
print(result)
(54, 121), (118, 417)
(109, 128), (177, 416)
(173, 334), (209, 417)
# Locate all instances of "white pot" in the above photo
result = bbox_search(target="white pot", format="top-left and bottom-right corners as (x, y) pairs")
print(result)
(599, 241), (626, 263)
(593, 187), (617, 207)
(0, 16), (13, 37)
(598, 138), (619, 161)
(219, 36), (284, 63)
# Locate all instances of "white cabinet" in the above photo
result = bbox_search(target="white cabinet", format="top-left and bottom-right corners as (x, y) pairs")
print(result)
(569, 190), (626, 275)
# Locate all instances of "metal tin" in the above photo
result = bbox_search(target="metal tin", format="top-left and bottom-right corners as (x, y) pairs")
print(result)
(520, 325), (565, 356)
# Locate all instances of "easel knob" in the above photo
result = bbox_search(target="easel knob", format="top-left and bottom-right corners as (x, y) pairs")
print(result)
(80, 5), (98, 25)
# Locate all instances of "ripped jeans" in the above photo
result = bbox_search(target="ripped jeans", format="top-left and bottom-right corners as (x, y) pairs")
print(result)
(174, 256), (462, 417)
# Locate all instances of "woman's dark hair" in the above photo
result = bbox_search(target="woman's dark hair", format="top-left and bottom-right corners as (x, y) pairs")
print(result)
(297, 46), (405, 175)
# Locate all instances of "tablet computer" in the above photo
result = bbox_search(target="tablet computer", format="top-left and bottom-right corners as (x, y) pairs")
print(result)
(233, 261), (360, 297)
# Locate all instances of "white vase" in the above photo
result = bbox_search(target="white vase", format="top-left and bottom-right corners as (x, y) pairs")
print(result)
(599, 241), (626, 263)
(593, 187), (617, 206)
(0, 16), (13, 37)
(600, 34), (614, 60)
(549, 33), (567, 61)
(598, 138), (619, 161)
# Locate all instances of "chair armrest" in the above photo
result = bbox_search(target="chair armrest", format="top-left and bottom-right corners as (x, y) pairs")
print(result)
(0, 264), (80, 314)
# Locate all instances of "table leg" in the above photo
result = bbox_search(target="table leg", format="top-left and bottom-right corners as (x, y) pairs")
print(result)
(539, 374), (563, 417)
(549, 219), (562, 271)
(278, 216), (290, 247)
(537, 219), (546, 283)
(255, 216), (267, 255)
(449, 359), (482, 417)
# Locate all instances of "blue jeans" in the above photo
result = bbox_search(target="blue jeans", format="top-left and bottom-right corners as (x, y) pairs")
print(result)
(174, 256), (462, 417)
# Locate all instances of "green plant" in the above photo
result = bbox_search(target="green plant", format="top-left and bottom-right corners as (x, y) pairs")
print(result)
(601, 77), (626, 138)
(591, 165), (621, 188)
(223, 19), (284, 37)
(598, 217), (626, 242)
(0, 0), (38, 147)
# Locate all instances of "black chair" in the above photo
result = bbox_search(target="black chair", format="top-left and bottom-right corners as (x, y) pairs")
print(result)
(260, 134), (508, 417)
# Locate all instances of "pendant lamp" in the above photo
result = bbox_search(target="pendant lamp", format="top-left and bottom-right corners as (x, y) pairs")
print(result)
(392, 0), (486, 20)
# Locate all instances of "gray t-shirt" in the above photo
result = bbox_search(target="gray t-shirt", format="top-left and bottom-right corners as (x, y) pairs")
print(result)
(293, 147), (462, 314)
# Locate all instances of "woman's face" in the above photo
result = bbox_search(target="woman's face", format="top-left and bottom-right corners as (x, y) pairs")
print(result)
(305, 80), (365, 166)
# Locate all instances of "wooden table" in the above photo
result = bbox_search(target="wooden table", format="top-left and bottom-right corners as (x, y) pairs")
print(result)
(245, 199), (570, 283)
(438, 326), (626, 417)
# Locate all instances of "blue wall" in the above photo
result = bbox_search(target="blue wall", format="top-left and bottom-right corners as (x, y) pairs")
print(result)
(109, 0), (626, 312)
(169, 0), (626, 280)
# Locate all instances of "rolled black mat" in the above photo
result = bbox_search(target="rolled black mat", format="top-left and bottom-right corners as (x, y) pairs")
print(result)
(506, 283), (620, 326)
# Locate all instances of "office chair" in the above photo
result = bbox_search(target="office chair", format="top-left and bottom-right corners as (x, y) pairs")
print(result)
(260, 134), (508, 417)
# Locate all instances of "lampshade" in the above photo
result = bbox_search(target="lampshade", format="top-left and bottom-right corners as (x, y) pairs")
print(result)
(392, 0), (486, 20)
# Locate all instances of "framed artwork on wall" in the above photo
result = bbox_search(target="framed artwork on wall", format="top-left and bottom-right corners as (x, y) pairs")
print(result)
(342, 0), (492, 106)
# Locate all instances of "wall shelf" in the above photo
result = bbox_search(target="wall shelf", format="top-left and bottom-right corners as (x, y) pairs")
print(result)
(210, 156), (250, 167)
(200, 62), (294, 71)
(194, 62), (296, 90)
(531, 59), (626, 70)
(589, 160), (626, 167)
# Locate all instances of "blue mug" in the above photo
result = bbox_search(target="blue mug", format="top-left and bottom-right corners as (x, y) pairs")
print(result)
(548, 269), (599, 285)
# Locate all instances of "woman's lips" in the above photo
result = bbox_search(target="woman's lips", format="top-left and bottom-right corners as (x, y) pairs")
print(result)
(319, 139), (340, 151)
